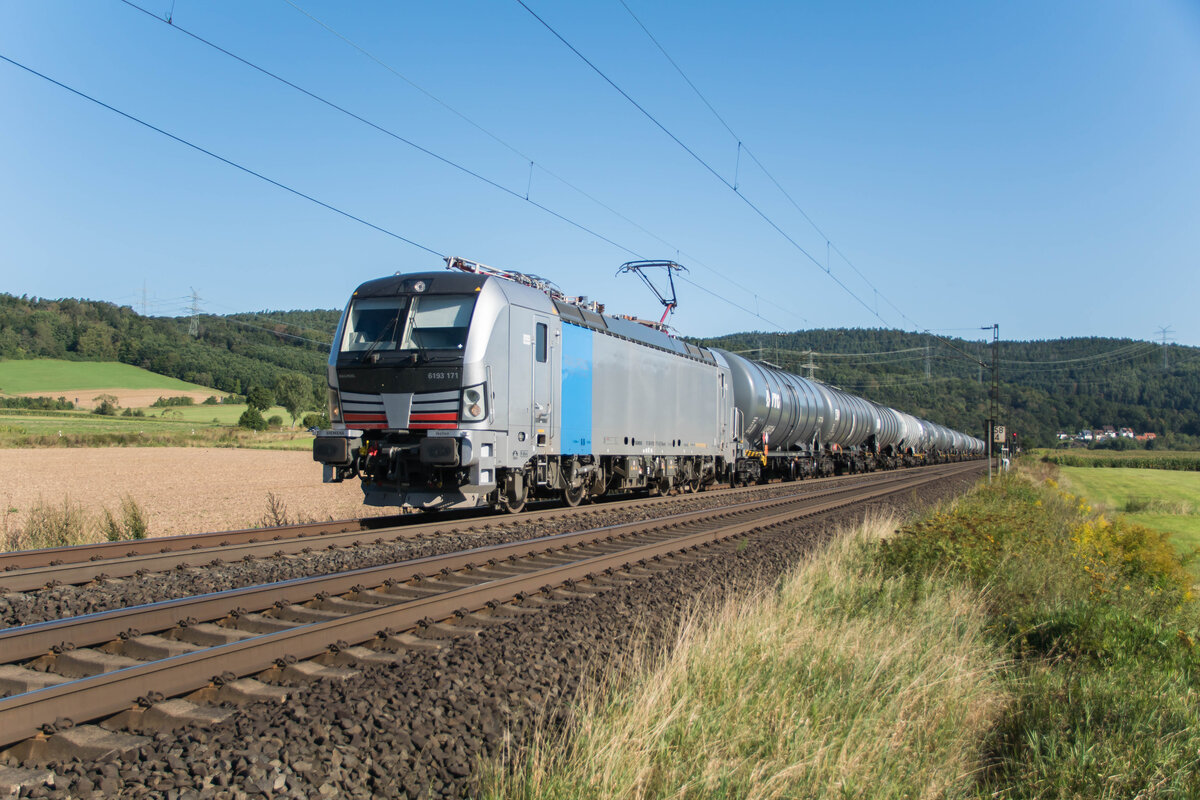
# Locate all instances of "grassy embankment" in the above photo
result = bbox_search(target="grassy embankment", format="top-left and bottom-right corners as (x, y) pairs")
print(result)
(0, 359), (310, 449)
(482, 466), (1200, 799)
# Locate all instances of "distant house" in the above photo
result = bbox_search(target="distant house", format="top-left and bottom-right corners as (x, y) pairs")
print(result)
(1079, 430), (1094, 441)
(1101, 425), (1117, 438)
(1119, 427), (1134, 438)
(1056, 431), (1071, 440)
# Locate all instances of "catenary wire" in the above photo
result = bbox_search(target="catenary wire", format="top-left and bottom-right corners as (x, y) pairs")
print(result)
(614, 0), (958, 338)
(530, 0), (894, 318)
(275, 0), (807, 326)
(0, 51), (445, 259)
(513, 1), (880, 321)
(116, 0), (640, 262)
(518, 0), (998, 368)
(114, 0), (791, 331)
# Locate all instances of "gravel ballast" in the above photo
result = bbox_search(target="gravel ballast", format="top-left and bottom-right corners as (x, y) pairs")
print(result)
(3, 478), (880, 628)
(5, 466), (981, 799)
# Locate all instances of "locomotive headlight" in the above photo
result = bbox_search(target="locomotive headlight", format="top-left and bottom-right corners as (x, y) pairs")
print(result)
(461, 383), (487, 421)
(327, 387), (343, 424)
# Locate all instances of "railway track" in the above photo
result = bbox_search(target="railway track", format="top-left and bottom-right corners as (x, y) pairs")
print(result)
(0, 468), (945, 593)
(0, 461), (978, 760)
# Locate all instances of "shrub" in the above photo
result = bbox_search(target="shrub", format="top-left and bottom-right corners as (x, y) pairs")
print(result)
(120, 407), (145, 417)
(91, 394), (119, 416)
(0, 396), (74, 410)
(151, 396), (195, 408)
(266, 415), (283, 428)
(237, 407), (267, 431)
(101, 495), (149, 541)
(4, 496), (95, 551)
(302, 412), (329, 429)
(202, 395), (220, 405)
(259, 491), (291, 527)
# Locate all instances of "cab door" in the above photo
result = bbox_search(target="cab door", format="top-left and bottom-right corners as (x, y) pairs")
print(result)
(531, 316), (552, 449)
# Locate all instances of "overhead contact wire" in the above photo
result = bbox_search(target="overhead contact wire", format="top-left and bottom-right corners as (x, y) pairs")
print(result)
(0, 52), (444, 258)
(117, 0), (796, 331)
(605, 0), (999, 366)
(117, 0), (641, 260)
(278, 0), (804, 325)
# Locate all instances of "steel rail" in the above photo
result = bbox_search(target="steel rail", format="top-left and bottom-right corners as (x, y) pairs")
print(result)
(0, 467), (958, 662)
(0, 462), (978, 749)
(0, 468), (925, 591)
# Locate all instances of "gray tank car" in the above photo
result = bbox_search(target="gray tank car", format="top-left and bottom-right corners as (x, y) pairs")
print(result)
(713, 349), (983, 483)
(313, 258), (983, 512)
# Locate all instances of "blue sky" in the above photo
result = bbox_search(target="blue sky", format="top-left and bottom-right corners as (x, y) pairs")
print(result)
(2, 0), (1198, 347)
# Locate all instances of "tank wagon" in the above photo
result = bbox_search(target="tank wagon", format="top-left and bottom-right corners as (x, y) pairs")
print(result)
(313, 258), (984, 512)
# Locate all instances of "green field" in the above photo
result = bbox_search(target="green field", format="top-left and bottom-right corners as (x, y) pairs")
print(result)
(0, 404), (310, 450)
(0, 358), (320, 449)
(1058, 466), (1200, 562)
(0, 359), (211, 394)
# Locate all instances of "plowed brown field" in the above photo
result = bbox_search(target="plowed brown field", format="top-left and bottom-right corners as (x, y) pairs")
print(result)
(2, 447), (391, 538)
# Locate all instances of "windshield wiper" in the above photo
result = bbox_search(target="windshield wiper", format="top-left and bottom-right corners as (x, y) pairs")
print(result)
(358, 308), (404, 363)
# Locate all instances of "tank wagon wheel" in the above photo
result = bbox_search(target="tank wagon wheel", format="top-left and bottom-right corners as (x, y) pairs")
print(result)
(562, 484), (587, 507)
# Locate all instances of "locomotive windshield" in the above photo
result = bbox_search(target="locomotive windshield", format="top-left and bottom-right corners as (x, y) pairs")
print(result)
(340, 294), (476, 353)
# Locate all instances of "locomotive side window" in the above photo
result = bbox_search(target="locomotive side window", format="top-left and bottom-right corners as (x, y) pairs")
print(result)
(399, 295), (476, 350)
(341, 297), (409, 352)
(535, 323), (547, 363)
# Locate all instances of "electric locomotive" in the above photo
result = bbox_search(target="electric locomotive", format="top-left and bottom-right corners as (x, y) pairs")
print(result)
(313, 257), (734, 511)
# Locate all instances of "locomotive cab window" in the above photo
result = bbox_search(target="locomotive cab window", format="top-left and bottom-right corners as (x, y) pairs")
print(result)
(535, 323), (547, 363)
(400, 295), (476, 350)
(341, 297), (409, 352)
(340, 294), (476, 353)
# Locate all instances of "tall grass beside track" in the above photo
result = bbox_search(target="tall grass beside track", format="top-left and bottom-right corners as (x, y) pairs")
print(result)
(482, 466), (1200, 799)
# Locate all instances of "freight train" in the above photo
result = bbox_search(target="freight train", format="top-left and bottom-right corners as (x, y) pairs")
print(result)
(313, 258), (985, 512)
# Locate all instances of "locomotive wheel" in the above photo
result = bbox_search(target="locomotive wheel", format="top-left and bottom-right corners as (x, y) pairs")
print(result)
(498, 492), (526, 514)
(684, 477), (702, 493)
(498, 473), (527, 514)
(562, 484), (586, 507)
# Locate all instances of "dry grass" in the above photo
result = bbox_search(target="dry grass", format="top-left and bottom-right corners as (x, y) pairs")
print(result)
(2, 494), (149, 551)
(482, 512), (1005, 799)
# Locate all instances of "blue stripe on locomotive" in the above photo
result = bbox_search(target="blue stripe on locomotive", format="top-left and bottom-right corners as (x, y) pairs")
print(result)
(560, 322), (593, 453)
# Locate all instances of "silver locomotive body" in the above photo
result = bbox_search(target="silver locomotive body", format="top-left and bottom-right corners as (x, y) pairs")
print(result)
(314, 265), (734, 511)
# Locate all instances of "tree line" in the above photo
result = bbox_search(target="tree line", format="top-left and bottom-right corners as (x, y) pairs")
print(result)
(3, 293), (1197, 448)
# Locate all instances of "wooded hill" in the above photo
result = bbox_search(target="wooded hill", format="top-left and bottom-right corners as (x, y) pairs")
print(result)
(0, 294), (339, 405)
(693, 330), (1200, 448)
(2, 293), (1197, 447)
